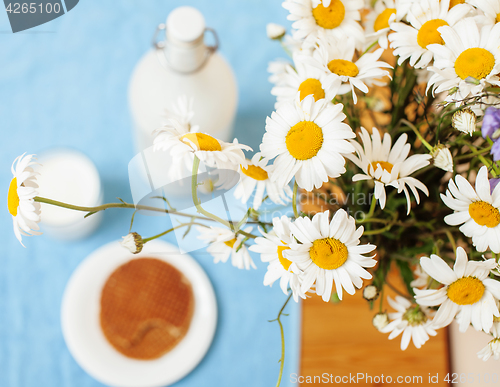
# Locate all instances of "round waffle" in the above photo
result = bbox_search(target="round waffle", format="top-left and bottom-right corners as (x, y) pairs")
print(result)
(100, 257), (195, 360)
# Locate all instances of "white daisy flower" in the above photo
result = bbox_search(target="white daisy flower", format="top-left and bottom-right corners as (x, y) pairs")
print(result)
(426, 18), (500, 101)
(233, 153), (293, 210)
(431, 144), (454, 172)
(478, 337), (500, 361)
(410, 264), (430, 288)
(389, 0), (471, 68)
(441, 166), (500, 253)
(196, 226), (256, 270)
(452, 108), (477, 135)
(267, 23), (286, 40)
(249, 216), (304, 301)
(286, 209), (377, 302)
(268, 59), (293, 87)
(120, 232), (144, 254)
(312, 0), (331, 6)
(468, 0), (500, 25)
(153, 96), (198, 149)
(271, 53), (336, 109)
(380, 296), (437, 350)
(156, 131), (251, 190)
(364, 0), (401, 50)
(260, 94), (355, 191)
(415, 68), (433, 85)
(477, 319), (500, 361)
(303, 34), (392, 104)
(414, 247), (500, 333)
(282, 0), (365, 48)
(162, 95), (196, 132)
(346, 127), (431, 214)
(282, 32), (309, 55)
(395, 0), (418, 20)
(450, 0), (468, 7)
(8, 153), (42, 246)
(153, 96), (200, 181)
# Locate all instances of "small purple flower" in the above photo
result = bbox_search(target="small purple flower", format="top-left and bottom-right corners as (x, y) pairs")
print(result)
(482, 107), (500, 139)
(490, 178), (500, 193)
(493, 141), (500, 162)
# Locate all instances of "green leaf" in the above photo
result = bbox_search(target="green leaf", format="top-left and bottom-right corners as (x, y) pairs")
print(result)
(395, 259), (415, 297)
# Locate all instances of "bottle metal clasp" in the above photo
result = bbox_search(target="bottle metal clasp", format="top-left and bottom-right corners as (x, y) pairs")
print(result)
(152, 23), (219, 74)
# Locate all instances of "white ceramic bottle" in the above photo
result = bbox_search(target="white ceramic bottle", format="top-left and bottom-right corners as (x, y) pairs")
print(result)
(129, 6), (238, 152)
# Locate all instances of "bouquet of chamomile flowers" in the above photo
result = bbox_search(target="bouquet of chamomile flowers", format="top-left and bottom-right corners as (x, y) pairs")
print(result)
(7, 0), (500, 383)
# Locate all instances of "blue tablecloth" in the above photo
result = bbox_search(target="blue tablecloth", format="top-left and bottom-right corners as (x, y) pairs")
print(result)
(0, 1), (300, 386)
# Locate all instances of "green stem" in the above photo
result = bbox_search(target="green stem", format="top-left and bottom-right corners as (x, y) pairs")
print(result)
(271, 293), (293, 387)
(35, 196), (217, 223)
(454, 146), (492, 161)
(478, 154), (492, 168)
(292, 181), (299, 219)
(363, 224), (392, 236)
(34, 196), (268, 228)
(378, 287), (384, 313)
(356, 217), (390, 225)
(279, 37), (293, 58)
(401, 119), (433, 151)
(191, 156), (233, 228)
(142, 222), (208, 243)
(385, 280), (412, 299)
(366, 195), (377, 219)
(444, 230), (457, 253)
(361, 40), (378, 56)
(191, 156), (257, 239)
(235, 207), (252, 234)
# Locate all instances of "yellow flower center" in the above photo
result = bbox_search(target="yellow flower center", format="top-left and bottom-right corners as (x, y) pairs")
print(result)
(402, 307), (428, 326)
(298, 78), (326, 102)
(241, 164), (269, 181)
(468, 201), (500, 228)
(312, 0), (345, 29)
(224, 238), (237, 248)
(448, 0), (465, 9)
(309, 237), (348, 270)
(7, 177), (19, 217)
(286, 121), (324, 160)
(417, 19), (449, 48)
(371, 161), (393, 173)
(278, 245), (292, 271)
(455, 48), (495, 80)
(497, 13), (500, 23)
(180, 133), (222, 152)
(447, 277), (485, 305)
(374, 8), (396, 32)
(327, 59), (359, 77)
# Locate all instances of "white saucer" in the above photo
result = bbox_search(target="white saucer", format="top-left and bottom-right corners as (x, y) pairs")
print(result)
(61, 240), (217, 387)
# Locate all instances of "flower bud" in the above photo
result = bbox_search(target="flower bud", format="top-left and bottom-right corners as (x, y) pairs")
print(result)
(266, 23), (286, 40)
(452, 108), (476, 135)
(121, 232), (143, 254)
(363, 285), (379, 301)
(373, 312), (390, 331)
(431, 144), (453, 172)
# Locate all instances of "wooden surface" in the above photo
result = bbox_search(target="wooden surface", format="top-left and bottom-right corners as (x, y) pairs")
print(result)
(300, 265), (450, 386)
